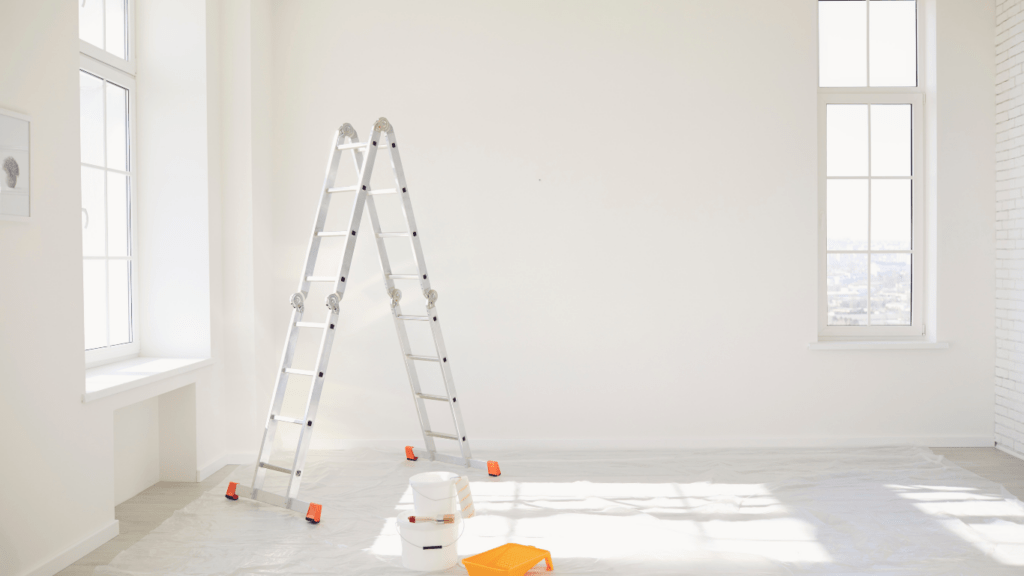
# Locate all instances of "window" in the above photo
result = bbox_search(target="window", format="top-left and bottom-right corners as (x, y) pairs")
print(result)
(80, 0), (138, 364)
(818, 0), (924, 338)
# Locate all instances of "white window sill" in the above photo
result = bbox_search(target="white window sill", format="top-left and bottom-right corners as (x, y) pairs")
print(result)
(84, 357), (213, 403)
(808, 341), (949, 351)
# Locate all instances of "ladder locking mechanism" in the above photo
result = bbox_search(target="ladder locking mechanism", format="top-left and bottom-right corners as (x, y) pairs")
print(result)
(290, 292), (305, 312)
(424, 289), (438, 309)
(339, 123), (356, 138)
(388, 287), (402, 308)
(374, 117), (391, 132)
(325, 292), (341, 314)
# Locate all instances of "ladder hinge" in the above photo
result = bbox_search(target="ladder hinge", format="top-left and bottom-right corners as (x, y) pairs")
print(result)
(424, 289), (438, 309)
(325, 292), (341, 313)
(388, 287), (402, 308)
(290, 292), (305, 312)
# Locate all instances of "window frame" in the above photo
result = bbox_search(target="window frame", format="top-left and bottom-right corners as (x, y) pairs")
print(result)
(79, 0), (135, 76)
(817, 0), (921, 90)
(80, 54), (140, 367)
(817, 93), (924, 338)
(817, 0), (926, 340)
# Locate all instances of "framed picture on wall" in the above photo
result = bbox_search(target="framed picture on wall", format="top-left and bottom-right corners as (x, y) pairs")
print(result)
(0, 107), (30, 219)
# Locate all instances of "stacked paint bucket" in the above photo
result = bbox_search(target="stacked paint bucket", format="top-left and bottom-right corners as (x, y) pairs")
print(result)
(398, 471), (475, 571)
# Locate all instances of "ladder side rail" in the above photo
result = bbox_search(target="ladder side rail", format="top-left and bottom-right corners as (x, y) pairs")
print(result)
(379, 125), (432, 295)
(364, 191), (438, 456)
(251, 127), (345, 495)
(251, 305), (306, 494)
(284, 306), (339, 501)
(298, 127), (349, 295)
(424, 312), (473, 460)
(381, 124), (472, 461)
(330, 125), (380, 297)
(285, 122), (382, 500)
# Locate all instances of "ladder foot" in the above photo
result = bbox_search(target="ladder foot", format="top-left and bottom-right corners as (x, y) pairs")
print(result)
(225, 481), (239, 500)
(487, 461), (501, 477)
(306, 503), (322, 524)
(405, 446), (419, 461)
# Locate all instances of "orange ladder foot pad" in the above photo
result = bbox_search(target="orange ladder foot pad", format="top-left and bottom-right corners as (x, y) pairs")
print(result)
(306, 503), (322, 524)
(405, 446), (418, 461)
(463, 543), (553, 576)
(225, 481), (239, 500)
(487, 460), (501, 477)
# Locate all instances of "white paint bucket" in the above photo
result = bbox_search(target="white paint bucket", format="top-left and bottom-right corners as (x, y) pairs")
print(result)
(409, 471), (460, 516)
(397, 514), (461, 571)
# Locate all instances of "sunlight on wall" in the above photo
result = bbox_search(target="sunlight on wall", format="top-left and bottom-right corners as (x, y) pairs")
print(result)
(370, 481), (832, 563)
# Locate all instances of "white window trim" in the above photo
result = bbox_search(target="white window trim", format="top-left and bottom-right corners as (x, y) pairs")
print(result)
(816, 0), (930, 342)
(80, 53), (140, 368)
(79, 0), (135, 76)
(817, 92), (925, 339)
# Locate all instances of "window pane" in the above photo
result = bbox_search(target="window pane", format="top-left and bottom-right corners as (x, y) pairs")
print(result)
(106, 82), (128, 171)
(105, 0), (127, 60)
(827, 179), (869, 250)
(83, 259), (108, 350)
(827, 253), (868, 326)
(109, 260), (132, 345)
(82, 167), (106, 257)
(870, 253), (911, 325)
(869, 0), (917, 87)
(108, 172), (129, 257)
(80, 71), (105, 167)
(871, 104), (912, 177)
(819, 1), (867, 87)
(827, 105), (869, 177)
(871, 179), (911, 250)
(79, 0), (104, 49)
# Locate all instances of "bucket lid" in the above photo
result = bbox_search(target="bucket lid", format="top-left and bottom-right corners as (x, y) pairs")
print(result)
(410, 471), (460, 486)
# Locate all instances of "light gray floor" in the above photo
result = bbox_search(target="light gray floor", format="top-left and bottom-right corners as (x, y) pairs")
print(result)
(57, 448), (1024, 574)
(56, 465), (237, 576)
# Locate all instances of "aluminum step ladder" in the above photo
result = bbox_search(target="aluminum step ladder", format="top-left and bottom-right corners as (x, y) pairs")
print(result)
(225, 118), (501, 524)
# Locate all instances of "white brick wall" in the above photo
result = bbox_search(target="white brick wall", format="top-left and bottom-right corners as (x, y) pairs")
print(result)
(996, 0), (1024, 454)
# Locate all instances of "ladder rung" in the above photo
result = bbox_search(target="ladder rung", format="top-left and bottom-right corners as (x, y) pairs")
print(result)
(259, 462), (293, 474)
(284, 368), (316, 376)
(407, 354), (440, 362)
(398, 315), (429, 321)
(317, 231), (349, 237)
(368, 188), (398, 196)
(337, 142), (369, 151)
(326, 186), (358, 193)
(425, 431), (459, 441)
(389, 274), (420, 280)
(417, 393), (449, 402)
(377, 232), (410, 238)
(271, 415), (305, 425)
(295, 322), (327, 328)
(306, 276), (336, 282)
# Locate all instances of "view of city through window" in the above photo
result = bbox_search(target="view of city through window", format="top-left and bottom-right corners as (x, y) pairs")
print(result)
(825, 103), (912, 326)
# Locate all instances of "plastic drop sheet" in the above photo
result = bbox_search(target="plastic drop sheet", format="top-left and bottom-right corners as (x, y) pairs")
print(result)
(96, 447), (1024, 575)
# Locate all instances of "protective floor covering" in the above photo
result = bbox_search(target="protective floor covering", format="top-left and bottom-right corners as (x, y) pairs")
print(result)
(96, 447), (1024, 575)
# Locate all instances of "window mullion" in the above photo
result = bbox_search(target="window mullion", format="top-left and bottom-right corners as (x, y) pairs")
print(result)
(866, 0), (871, 87)
(866, 104), (872, 326)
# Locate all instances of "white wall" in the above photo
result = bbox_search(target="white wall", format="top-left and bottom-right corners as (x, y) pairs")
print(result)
(256, 0), (996, 450)
(0, 2), (232, 574)
(114, 399), (160, 505)
(0, 2), (118, 575)
(995, 0), (1024, 457)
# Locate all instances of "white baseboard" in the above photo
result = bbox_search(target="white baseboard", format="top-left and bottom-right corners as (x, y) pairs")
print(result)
(19, 519), (119, 576)
(305, 435), (994, 452)
(996, 443), (1024, 461)
(196, 452), (258, 481)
